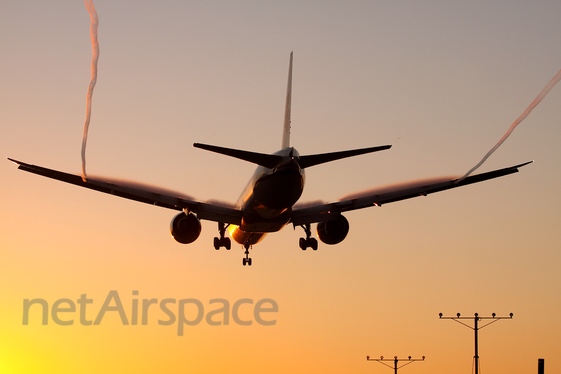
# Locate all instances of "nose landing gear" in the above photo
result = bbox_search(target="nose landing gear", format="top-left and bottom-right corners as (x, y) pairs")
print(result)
(242, 243), (252, 266)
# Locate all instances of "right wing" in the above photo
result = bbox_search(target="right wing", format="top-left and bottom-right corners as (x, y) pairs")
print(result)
(8, 158), (242, 225)
(291, 161), (533, 226)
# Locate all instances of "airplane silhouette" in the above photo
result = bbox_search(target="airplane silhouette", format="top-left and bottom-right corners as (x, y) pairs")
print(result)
(9, 52), (532, 266)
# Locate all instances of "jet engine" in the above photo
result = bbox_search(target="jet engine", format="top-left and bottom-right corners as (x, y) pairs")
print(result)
(170, 212), (202, 244)
(316, 215), (349, 245)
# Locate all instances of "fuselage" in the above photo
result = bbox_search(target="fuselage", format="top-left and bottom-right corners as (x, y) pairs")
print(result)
(228, 147), (304, 246)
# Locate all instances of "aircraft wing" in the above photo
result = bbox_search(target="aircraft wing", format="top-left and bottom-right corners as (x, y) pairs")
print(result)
(290, 161), (532, 226)
(8, 158), (242, 225)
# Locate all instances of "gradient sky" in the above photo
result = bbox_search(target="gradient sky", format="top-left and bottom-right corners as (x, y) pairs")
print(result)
(1, 0), (560, 373)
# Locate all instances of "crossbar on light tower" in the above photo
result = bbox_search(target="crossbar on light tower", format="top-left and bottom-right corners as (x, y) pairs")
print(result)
(366, 355), (425, 374)
(439, 312), (513, 374)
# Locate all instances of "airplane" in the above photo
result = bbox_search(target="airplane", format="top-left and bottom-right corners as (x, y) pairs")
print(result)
(9, 52), (532, 266)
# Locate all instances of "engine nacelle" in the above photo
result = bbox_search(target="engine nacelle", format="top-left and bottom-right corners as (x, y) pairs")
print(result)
(170, 212), (201, 244)
(316, 215), (349, 245)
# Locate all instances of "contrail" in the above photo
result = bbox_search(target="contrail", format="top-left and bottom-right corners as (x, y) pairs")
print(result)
(456, 67), (561, 183)
(81, 0), (99, 182)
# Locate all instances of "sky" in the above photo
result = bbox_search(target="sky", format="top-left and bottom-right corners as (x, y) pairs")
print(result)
(1, 0), (560, 373)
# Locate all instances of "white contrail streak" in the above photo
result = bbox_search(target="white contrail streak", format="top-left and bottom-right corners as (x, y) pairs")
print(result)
(81, 0), (99, 182)
(456, 67), (561, 183)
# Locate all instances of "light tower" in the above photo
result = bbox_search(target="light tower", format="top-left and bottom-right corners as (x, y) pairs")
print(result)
(439, 312), (513, 374)
(366, 355), (425, 374)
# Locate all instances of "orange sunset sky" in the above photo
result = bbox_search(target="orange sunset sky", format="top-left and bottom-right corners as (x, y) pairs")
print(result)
(1, 0), (560, 373)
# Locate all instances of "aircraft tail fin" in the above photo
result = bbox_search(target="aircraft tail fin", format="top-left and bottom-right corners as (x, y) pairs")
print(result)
(281, 52), (293, 150)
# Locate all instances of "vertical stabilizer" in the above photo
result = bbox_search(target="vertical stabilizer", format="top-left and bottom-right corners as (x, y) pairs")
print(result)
(281, 52), (293, 149)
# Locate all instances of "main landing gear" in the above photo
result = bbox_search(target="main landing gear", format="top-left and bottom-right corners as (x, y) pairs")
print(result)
(242, 243), (252, 266)
(214, 223), (231, 250)
(299, 223), (318, 250)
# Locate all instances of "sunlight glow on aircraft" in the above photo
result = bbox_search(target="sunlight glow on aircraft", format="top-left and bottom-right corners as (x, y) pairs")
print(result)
(8, 53), (532, 266)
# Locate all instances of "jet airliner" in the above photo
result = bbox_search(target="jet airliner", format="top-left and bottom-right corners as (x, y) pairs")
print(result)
(9, 53), (532, 266)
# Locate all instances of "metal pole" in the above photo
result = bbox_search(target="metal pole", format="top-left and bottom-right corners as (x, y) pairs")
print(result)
(474, 313), (479, 374)
(538, 358), (544, 374)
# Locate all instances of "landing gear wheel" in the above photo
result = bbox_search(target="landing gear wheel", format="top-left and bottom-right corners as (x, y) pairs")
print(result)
(214, 223), (231, 250)
(242, 244), (252, 266)
(299, 224), (319, 251)
(310, 238), (318, 251)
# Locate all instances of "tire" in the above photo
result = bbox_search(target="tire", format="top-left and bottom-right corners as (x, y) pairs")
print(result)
(311, 238), (318, 251)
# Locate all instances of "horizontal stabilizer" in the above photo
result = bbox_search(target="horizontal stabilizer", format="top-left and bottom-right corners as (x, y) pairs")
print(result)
(299, 145), (391, 169)
(194, 143), (282, 169)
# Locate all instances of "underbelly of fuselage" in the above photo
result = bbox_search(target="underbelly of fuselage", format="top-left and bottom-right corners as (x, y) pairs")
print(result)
(252, 169), (303, 210)
(231, 168), (303, 245)
(228, 226), (267, 246)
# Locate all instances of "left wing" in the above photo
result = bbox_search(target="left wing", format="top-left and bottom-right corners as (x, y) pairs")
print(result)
(291, 161), (532, 226)
(8, 158), (242, 225)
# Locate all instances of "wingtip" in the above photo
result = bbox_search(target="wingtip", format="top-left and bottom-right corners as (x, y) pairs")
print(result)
(516, 160), (534, 168)
(7, 157), (21, 165)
